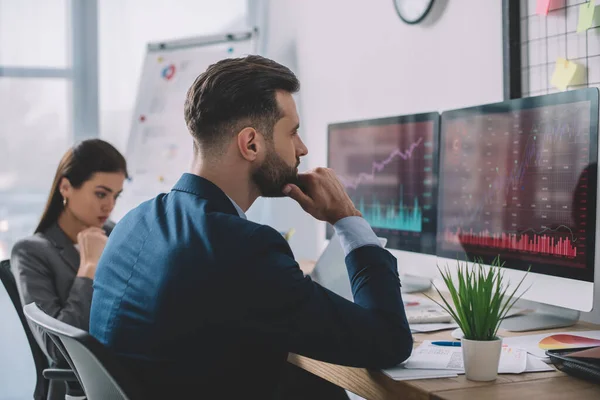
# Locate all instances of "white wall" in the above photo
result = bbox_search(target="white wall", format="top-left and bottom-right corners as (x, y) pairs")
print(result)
(260, 0), (503, 258)
(260, 0), (600, 324)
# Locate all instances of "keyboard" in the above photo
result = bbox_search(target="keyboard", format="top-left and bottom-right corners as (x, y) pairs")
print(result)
(406, 308), (453, 324)
(403, 293), (454, 324)
(406, 306), (526, 325)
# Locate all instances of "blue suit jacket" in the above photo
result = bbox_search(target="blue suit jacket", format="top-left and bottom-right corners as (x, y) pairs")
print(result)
(90, 173), (412, 399)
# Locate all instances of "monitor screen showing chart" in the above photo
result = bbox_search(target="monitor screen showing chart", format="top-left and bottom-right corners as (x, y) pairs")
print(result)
(327, 113), (439, 254)
(437, 89), (599, 282)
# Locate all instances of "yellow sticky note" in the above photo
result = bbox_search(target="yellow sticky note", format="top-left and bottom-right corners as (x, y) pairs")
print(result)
(537, 0), (551, 16)
(577, 0), (597, 33)
(550, 58), (581, 91)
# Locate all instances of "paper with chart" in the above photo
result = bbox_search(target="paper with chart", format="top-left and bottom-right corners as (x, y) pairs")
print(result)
(404, 341), (528, 374)
(115, 32), (256, 218)
(503, 331), (600, 359)
(127, 38), (255, 195)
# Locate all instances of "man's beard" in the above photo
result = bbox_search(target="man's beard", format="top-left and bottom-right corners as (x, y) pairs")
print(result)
(252, 148), (300, 198)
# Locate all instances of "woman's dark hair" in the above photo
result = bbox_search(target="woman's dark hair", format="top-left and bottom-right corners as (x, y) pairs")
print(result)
(184, 55), (300, 153)
(35, 139), (129, 233)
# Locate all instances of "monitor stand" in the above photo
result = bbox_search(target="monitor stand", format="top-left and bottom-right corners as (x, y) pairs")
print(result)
(500, 303), (580, 332)
(400, 274), (432, 294)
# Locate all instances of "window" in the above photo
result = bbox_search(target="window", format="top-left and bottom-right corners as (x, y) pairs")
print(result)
(0, 79), (70, 191)
(0, 0), (69, 67)
(0, 0), (249, 259)
(0, 1), (72, 259)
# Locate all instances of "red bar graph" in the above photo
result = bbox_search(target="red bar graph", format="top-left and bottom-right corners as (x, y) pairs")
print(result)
(444, 228), (577, 257)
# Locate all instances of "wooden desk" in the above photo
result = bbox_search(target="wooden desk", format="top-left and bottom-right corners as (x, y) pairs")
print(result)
(287, 285), (600, 399)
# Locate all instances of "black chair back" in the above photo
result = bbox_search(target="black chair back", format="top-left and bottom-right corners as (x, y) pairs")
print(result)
(24, 302), (143, 400)
(0, 259), (48, 400)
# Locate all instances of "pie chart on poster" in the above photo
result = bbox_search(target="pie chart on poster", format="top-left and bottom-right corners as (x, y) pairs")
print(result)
(162, 64), (176, 80)
(538, 334), (600, 350)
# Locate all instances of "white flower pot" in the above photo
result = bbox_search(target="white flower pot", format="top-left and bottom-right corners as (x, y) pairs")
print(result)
(461, 337), (503, 381)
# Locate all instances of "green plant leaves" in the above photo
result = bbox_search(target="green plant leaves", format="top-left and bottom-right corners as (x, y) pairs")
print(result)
(425, 256), (530, 341)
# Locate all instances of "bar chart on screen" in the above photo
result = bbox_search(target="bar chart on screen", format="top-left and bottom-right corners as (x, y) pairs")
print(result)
(354, 186), (423, 232)
(439, 100), (593, 270)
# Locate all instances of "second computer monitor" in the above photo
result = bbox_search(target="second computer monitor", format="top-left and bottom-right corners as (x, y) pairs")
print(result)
(327, 112), (439, 255)
(437, 88), (598, 319)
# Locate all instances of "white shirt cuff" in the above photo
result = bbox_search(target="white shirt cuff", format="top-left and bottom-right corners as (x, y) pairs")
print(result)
(333, 216), (382, 256)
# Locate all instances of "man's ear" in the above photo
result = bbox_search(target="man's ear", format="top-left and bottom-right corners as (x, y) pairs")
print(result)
(59, 177), (72, 197)
(237, 127), (263, 162)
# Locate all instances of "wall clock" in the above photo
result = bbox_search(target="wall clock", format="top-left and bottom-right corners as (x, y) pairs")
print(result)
(393, 0), (435, 25)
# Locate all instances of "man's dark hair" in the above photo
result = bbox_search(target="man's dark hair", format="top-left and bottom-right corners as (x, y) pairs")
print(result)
(184, 55), (300, 154)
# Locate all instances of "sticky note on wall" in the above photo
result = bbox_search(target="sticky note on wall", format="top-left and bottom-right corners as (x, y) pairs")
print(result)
(537, 0), (551, 16)
(551, 58), (584, 91)
(577, 0), (597, 33)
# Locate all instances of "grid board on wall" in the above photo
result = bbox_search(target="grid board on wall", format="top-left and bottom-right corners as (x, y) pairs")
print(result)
(504, 0), (600, 99)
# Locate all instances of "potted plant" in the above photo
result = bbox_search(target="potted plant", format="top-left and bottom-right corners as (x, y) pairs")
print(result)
(428, 257), (528, 381)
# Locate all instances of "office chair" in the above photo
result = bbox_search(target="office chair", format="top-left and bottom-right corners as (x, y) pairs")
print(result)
(24, 302), (144, 400)
(0, 259), (77, 400)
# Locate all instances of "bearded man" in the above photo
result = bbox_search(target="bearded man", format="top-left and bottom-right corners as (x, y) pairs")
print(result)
(90, 55), (412, 399)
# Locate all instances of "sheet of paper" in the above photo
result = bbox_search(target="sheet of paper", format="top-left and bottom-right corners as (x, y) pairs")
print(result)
(577, 0), (597, 33)
(536, 0), (551, 15)
(526, 354), (555, 372)
(503, 330), (600, 359)
(550, 58), (583, 91)
(404, 342), (464, 370)
(498, 345), (528, 374)
(403, 341), (528, 374)
(382, 364), (458, 381)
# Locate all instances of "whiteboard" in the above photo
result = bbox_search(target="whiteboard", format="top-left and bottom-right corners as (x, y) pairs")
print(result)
(114, 31), (257, 218)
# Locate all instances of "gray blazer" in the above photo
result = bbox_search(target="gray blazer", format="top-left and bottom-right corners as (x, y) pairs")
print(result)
(11, 222), (113, 366)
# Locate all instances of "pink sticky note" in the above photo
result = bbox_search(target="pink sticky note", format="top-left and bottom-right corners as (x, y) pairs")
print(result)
(537, 0), (551, 15)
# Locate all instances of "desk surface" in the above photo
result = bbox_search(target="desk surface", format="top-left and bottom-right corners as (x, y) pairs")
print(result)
(288, 267), (600, 399)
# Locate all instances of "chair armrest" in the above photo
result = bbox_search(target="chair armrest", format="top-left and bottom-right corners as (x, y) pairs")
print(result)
(43, 368), (78, 382)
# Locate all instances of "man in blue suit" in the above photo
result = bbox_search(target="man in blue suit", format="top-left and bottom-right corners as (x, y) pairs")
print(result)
(90, 55), (412, 399)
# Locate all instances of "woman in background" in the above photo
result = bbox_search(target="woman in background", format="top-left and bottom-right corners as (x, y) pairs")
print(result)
(11, 139), (128, 399)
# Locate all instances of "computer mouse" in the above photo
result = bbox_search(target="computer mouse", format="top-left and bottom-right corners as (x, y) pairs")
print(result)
(451, 327), (464, 340)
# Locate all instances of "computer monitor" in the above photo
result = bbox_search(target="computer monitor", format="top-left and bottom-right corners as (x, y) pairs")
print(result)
(327, 112), (440, 292)
(437, 88), (599, 331)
